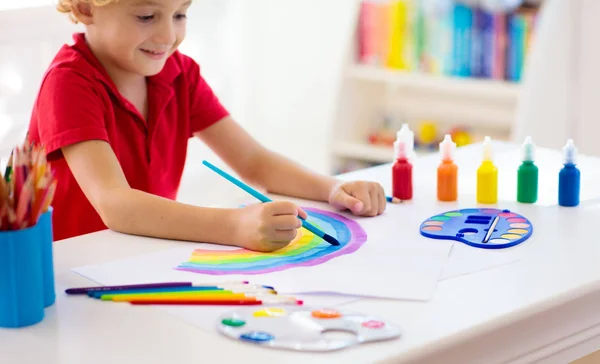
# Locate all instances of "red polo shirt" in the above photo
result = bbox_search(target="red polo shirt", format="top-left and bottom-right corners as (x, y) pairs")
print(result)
(28, 33), (229, 241)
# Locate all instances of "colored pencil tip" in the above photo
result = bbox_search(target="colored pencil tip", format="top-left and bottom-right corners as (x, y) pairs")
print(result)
(322, 233), (340, 246)
(386, 196), (402, 204)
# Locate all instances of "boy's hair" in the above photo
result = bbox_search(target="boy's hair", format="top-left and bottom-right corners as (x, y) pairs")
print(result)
(57, 0), (118, 23)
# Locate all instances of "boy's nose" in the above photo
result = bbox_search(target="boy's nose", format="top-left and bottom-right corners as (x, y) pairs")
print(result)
(153, 21), (177, 46)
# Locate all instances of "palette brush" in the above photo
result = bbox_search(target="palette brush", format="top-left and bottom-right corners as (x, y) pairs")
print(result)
(482, 216), (500, 243)
(202, 160), (340, 246)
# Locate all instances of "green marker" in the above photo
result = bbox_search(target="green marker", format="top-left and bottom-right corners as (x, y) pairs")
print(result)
(517, 136), (538, 203)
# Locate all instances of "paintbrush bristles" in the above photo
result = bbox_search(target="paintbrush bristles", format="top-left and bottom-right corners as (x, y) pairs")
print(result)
(0, 141), (56, 231)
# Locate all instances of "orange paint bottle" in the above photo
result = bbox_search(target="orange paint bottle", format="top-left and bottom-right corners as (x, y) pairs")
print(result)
(437, 134), (458, 202)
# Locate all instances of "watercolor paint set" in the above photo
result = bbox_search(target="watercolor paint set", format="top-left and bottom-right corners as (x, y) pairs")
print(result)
(420, 208), (533, 249)
(217, 306), (402, 352)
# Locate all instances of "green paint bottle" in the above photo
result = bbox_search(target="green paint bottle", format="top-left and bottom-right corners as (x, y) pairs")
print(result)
(517, 136), (538, 203)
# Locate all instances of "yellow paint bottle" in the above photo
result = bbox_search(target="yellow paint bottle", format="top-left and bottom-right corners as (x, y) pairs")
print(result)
(477, 136), (498, 204)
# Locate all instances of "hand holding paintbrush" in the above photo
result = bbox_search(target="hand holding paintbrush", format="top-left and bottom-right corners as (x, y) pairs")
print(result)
(1, 142), (56, 231)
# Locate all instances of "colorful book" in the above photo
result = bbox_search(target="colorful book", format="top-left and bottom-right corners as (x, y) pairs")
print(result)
(452, 2), (473, 77)
(492, 13), (507, 80)
(387, 0), (410, 69)
(356, 1), (540, 82)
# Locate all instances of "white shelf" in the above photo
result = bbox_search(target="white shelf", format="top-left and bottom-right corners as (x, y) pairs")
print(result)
(334, 141), (394, 163)
(334, 141), (437, 164)
(347, 65), (521, 104)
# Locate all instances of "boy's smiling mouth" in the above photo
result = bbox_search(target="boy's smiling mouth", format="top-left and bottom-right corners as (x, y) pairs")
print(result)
(140, 48), (167, 59)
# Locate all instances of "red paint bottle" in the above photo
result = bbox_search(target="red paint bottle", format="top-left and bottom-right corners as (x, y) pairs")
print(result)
(392, 124), (414, 200)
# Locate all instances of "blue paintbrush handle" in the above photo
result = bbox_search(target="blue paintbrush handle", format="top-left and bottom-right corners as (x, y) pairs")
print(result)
(202, 160), (327, 239)
(203, 160), (271, 203)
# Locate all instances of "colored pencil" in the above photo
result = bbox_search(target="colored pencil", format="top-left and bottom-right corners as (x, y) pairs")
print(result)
(91, 286), (276, 299)
(125, 298), (304, 306)
(103, 289), (287, 300)
(386, 196), (402, 204)
(65, 281), (252, 295)
(127, 296), (303, 306)
(0, 141), (56, 231)
(3, 149), (13, 183)
(76, 283), (305, 306)
(202, 160), (340, 246)
(95, 287), (276, 299)
(130, 300), (263, 306)
(109, 293), (285, 302)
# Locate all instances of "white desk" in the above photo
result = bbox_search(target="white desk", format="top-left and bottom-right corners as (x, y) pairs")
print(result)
(2, 142), (600, 364)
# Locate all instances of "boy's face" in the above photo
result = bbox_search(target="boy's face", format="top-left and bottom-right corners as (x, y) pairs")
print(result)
(87, 0), (191, 77)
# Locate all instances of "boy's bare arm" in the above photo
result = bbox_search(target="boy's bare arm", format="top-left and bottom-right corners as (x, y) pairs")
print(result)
(195, 117), (339, 203)
(61, 140), (239, 244)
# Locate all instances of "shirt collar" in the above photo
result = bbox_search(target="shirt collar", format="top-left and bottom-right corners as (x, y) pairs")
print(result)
(70, 32), (182, 88)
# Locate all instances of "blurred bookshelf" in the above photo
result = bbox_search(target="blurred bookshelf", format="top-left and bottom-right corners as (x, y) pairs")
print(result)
(347, 65), (521, 103)
(329, 0), (543, 174)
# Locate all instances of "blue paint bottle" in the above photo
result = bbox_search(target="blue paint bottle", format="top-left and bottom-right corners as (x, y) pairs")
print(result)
(558, 139), (580, 207)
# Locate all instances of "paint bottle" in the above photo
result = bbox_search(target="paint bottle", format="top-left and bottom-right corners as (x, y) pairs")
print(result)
(477, 136), (498, 204)
(437, 134), (457, 202)
(517, 136), (538, 203)
(558, 139), (580, 207)
(392, 124), (414, 201)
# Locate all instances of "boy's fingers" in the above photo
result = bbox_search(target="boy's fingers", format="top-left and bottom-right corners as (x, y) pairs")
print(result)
(272, 215), (302, 230)
(367, 188), (379, 216)
(271, 229), (298, 243)
(377, 185), (386, 215)
(354, 186), (371, 215)
(269, 201), (299, 216)
(297, 207), (308, 219)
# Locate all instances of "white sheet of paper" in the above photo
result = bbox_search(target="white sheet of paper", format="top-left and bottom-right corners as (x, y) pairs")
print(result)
(253, 242), (452, 301)
(72, 234), (452, 301)
(157, 294), (360, 333)
(440, 242), (521, 280)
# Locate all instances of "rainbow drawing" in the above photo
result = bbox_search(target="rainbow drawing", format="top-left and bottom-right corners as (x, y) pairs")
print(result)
(175, 208), (367, 275)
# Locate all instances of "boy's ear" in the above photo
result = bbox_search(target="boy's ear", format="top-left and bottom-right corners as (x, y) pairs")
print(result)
(72, 2), (94, 25)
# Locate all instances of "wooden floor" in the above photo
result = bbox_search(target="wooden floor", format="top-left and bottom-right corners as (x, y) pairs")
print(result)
(572, 351), (600, 363)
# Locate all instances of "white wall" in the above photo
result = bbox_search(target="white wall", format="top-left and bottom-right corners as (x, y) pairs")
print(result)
(513, 0), (600, 157)
(0, 1), (247, 174)
(0, 4), (78, 159)
(238, 0), (359, 174)
(0, 1), (357, 178)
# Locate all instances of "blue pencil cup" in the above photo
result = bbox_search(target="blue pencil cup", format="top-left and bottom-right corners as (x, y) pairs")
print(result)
(0, 223), (45, 328)
(39, 208), (55, 307)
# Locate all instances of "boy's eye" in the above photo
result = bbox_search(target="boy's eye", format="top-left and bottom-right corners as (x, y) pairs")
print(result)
(175, 13), (187, 20)
(136, 15), (154, 22)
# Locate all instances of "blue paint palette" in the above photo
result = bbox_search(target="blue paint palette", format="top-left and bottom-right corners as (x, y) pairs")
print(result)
(420, 208), (533, 249)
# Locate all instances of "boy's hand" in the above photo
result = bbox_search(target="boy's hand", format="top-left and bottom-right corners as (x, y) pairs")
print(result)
(232, 201), (307, 252)
(328, 181), (386, 217)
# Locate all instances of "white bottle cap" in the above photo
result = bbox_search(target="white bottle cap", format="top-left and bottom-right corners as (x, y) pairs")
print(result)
(562, 139), (577, 164)
(482, 136), (493, 161)
(439, 134), (456, 161)
(394, 123), (415, 160)
(522, 136), (535, 162)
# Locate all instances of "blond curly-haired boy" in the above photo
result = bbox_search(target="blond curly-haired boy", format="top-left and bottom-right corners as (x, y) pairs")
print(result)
(27, 0), (386, 249)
